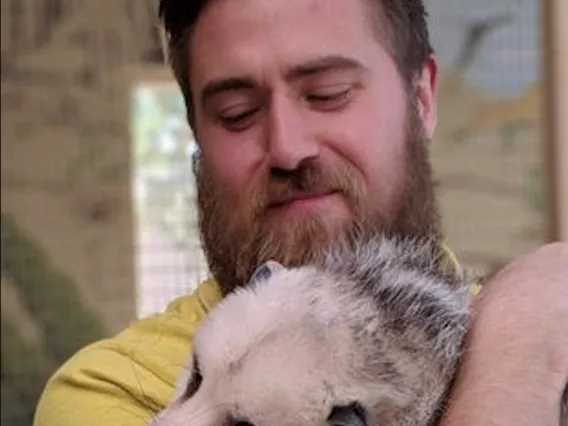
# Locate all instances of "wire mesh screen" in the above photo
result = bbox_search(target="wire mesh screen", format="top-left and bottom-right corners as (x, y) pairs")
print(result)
(131, 84), (209, 318)
(427, 0), (547, 277)
(0, 1), (548, 425)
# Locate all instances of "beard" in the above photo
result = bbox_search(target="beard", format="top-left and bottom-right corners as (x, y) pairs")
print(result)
(194, 98), (441, 295)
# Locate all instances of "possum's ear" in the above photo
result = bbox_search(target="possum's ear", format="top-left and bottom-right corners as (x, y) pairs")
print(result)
(327, 403), (367, 426)
(249, 260), (286, 285)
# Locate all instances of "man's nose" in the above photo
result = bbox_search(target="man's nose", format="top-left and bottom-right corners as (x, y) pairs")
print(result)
(264, 94), (319, 171)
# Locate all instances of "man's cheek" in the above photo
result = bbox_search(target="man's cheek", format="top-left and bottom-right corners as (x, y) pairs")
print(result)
(215, 163), (254, 199)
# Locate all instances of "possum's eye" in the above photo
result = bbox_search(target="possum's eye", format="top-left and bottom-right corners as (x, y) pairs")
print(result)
(250, 263), (272, 284)
(183, 356), (203, 399)
(249, 260), (284, 284)
(327, 402), (367, 426)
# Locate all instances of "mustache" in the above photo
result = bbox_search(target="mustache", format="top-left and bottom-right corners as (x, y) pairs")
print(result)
(248, 160), (364, 215)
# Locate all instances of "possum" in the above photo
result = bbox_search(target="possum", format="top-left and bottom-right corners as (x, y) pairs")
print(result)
(149, 235), (474, 426)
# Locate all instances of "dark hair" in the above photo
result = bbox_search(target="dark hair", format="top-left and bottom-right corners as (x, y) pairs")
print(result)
(158, 0), (433, 128)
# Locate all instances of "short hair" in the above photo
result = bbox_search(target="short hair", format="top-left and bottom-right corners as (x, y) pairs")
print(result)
(158, 0), (434, 128)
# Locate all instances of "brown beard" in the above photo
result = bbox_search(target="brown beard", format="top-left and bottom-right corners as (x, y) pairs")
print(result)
(194, 99), (441, 295)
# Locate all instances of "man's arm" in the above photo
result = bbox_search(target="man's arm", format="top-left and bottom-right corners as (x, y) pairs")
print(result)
(33, 341), (172, 426)
(441, 243), (568, 426)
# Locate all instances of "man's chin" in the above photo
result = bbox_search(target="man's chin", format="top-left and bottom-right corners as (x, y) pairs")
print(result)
(259, 215), (347, 246)
(249, 216), (364, 270)
(261, 204), (355, 242)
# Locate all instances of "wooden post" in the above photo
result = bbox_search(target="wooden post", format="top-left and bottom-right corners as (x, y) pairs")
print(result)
(543, 0), (568, 242)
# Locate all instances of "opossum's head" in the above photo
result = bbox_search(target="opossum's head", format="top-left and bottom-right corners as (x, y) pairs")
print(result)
(151, 236), (470, 426)
(152, 261), (374, 426)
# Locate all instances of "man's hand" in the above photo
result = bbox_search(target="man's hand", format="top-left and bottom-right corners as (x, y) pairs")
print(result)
(441, 242), (568, 426)
(477, 242), (568, 384)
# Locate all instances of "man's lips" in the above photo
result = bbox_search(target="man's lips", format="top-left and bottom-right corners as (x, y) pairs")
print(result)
(267, 190), (338, 209)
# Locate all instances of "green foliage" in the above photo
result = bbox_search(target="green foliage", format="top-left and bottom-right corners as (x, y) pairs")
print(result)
(0, 214), (108, 363)
(0, 213), (108, 425)
(1, 317), (54, 426)
(131, 86), (190, 173)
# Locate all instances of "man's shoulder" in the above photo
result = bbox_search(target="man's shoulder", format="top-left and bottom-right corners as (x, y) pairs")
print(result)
(33, 279), (223, 426)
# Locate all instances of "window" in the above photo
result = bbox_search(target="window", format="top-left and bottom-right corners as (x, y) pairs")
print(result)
(131, 82), (209, 318)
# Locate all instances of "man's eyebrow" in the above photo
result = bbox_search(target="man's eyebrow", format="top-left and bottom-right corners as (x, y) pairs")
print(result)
(200, 76), (256, 108)
(286, 55), (369, 79)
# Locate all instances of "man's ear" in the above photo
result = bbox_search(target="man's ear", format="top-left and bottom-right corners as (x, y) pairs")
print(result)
(249, 260), (286, 285)
(414, 54), (439, 140)
(327, 403), (368, 426)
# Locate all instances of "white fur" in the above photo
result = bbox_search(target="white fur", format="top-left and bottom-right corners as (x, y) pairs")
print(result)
(151, 236), (472, 426)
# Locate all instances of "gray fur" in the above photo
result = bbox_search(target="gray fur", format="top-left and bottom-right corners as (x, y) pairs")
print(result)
(150, 235), (473, 426)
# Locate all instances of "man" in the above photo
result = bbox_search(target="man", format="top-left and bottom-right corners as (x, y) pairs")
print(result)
(34, 0), (567, 425)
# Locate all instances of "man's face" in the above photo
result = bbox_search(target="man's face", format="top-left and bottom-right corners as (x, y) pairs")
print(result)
(189, 0), (440, 293)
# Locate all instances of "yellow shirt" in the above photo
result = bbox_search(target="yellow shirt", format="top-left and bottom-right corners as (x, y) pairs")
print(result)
(34, 247), (480, 426)
(33, 278), (223, 426)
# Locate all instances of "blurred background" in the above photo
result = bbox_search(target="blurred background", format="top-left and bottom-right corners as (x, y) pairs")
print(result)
(1, 0), (566, 424)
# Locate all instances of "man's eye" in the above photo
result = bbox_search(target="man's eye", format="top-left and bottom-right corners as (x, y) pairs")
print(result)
(305, 86), (353, 111)
(218, 107), (260, 131)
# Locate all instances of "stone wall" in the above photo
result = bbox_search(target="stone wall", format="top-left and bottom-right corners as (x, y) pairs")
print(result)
(1, 0), (163, 333)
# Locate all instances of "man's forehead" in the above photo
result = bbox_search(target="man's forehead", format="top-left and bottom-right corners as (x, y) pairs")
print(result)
(195, 0), (361, 25)
(188, 0), (379, 88)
